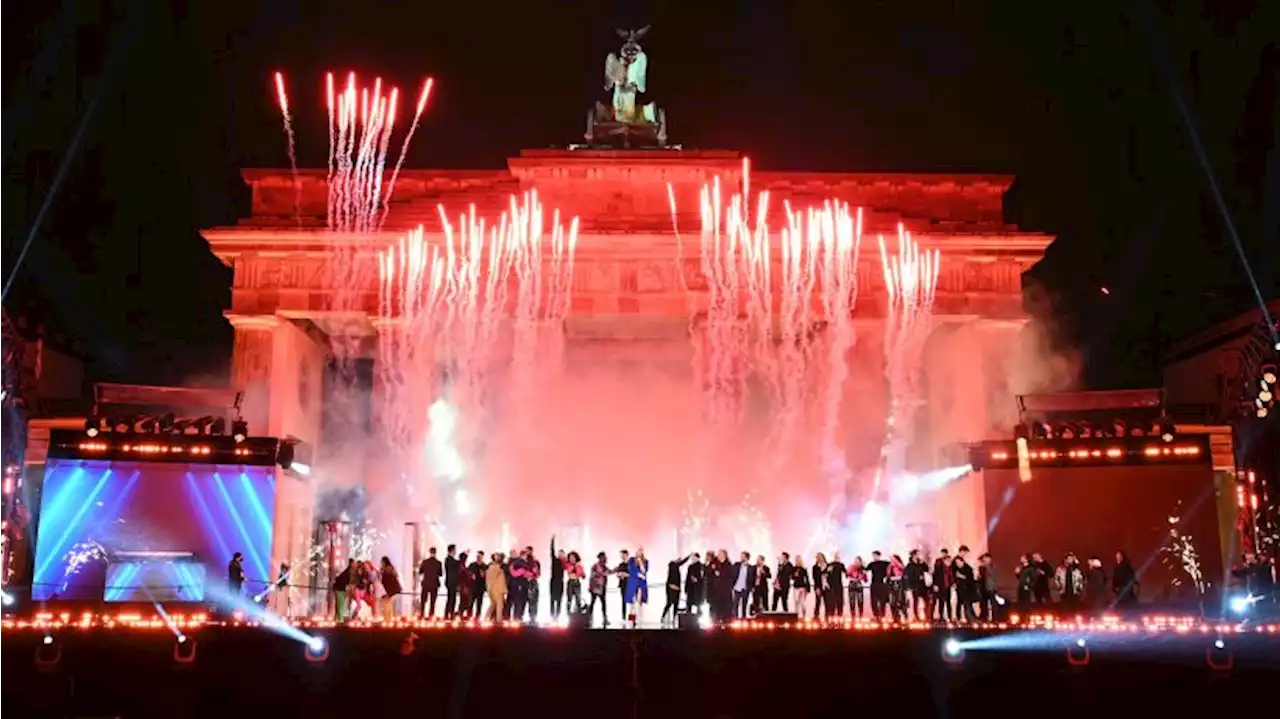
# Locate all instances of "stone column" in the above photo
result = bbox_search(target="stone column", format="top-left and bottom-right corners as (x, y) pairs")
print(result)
(228, 313), (280, 432)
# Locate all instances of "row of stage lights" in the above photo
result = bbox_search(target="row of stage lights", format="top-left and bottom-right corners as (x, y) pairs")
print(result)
(1014, 417), (1177, 443)
(9, 611), (1273, 634)
(85, 414), (249, 443)
(75, 442), (256, 458)
(989, 444), (1202, 463)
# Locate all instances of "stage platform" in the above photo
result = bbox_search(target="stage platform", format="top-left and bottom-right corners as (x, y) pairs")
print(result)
(2, 620), (1276, 715)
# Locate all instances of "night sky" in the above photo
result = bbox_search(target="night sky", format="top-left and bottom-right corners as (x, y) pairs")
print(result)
(3, 0), (1277, 391)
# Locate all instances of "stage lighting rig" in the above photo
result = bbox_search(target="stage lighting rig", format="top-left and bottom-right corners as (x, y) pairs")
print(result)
(84, 418), (100, 437)
(232, 419), (248, 443)
(1158, 417), (1175, 443)
(1013, 423), (1029, 441)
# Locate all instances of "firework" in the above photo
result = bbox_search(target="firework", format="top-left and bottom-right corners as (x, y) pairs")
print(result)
(274, 71), (434, 233)
(380, 77), (435, 228)
(376, 192), (578, 537)
(60, 540), (107, 592)
(875, 225), (941, 495)
(349, 520), (388, 561)
(676, 160), (864, 543)
(272, 71), (301, 225)
(1163, 509), (1207, 597)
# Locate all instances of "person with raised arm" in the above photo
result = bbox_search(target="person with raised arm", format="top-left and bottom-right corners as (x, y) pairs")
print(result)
(549, 536), (566, 618)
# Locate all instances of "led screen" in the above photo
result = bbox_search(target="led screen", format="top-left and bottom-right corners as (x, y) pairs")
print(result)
(32, 459), (276, 602)
(983, 464), (1224, 603)
(104, 557), (208, 602)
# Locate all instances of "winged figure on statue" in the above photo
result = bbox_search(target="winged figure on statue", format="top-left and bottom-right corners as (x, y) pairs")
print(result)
(587, 26), (668, 148)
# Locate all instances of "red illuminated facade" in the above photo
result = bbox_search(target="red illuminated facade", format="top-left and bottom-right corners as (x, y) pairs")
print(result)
(201, 150), (1054, 563)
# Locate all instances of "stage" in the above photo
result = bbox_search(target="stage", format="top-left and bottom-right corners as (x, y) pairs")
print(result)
(2, 617), (1276, 715)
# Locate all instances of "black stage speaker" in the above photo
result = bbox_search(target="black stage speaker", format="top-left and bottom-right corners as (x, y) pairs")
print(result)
(755, 612), (800, 626)
(568, 611), (591, 629)
(677, 611), (702, 630)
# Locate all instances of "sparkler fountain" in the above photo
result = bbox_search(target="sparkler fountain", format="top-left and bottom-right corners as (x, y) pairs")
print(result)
(376, 195), (579, 544)
(681, 161), (868, 557)
(876, 226), (941, 497)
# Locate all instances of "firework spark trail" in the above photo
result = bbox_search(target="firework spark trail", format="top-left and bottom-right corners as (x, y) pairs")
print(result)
(273, 72), (302, 226)
(381, 78), (434, 229)
(378, 194), (578, 537)
(875, 224), (941, 495)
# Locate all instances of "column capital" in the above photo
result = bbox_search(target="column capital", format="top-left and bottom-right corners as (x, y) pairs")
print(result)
(226, 312), (282, 330)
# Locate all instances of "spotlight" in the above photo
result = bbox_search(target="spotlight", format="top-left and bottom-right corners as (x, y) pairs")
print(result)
(1013, 423), (1029, 441)
(291, 462), (312, 476)
(1158, 418), (1175, 443)
(1263, 366), (1277, 386)
(43, 635), (53, 645)
(232, 419), (248, 443)
(1075, 637), (1087, 648)
(1259, 407), (1270, 419)
(84, 418), (100, 437)
(1229, 594), (1259, 615)
(1261, 390), (1274, 403)
(308, 636), (326, 653)
(1213, 638), (1225, 650)
(944, 638), (962, 657)
(1, 590), (14, 607)
(177, 634), (187, 644)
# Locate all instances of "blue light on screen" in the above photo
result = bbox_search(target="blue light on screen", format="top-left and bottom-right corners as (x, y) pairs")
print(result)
(32, 460), (276, 602)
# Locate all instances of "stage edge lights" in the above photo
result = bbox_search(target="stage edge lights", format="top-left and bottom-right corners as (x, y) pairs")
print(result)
(1066, 637), (1090, 667)
(304, 635), (329, 663)
(941, 637), (965, 664)
(1206, 638), (1233, 674)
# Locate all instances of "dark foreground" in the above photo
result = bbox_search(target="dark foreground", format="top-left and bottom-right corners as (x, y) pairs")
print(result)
(3, 628), (1276, 717)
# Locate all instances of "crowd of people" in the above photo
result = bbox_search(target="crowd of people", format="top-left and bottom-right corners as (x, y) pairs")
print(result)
(274, 539), (1221, 626)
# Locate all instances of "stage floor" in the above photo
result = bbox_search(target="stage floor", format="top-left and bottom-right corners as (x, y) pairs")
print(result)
(2, 620), (1277, 716)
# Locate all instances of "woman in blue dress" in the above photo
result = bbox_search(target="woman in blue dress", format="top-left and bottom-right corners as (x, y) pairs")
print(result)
(625, 546), (650, 625)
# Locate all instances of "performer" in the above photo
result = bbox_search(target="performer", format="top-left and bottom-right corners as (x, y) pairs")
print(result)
(271, 562), (292, 617)
(443, 544), (461, 619)
(485, 553), (507, 622)
(549, 537), (566, 618)
(661, 553), (691, 626)
(773, 552), (794, 612)
(684, 552), (705, 615)
(525, 545), (542, 621)
(467, 551), (487, 618)
(625, 546), (650, 626)
(589, 552), (611, 627)
(615, 550), (631, 623)
(418, 546), (443, 618)
(565, 552), (585, 614)
(227, 552), (245, 596)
